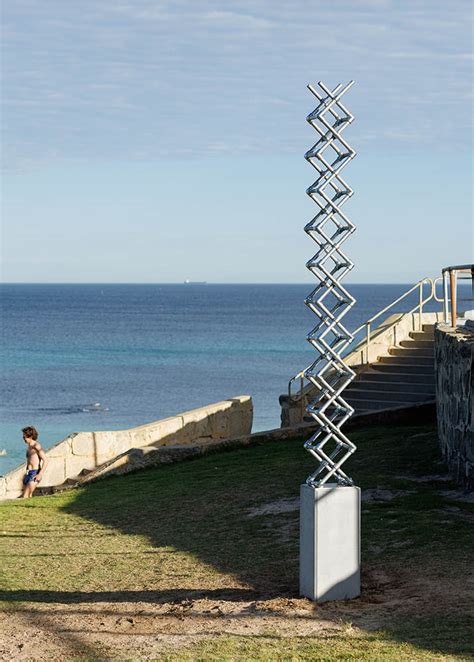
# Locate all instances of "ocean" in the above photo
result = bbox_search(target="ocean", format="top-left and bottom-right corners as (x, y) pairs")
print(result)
(0, 283), (442, 474)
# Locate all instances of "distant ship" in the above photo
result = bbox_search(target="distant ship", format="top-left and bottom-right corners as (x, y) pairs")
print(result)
(184, 279), (207, 284)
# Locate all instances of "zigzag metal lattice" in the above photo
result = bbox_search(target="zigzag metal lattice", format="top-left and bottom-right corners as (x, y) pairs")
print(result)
(303, 80), (357, 487)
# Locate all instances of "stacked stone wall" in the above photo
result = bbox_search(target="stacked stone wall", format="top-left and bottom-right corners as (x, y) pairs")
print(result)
(434, 326), (474, 489)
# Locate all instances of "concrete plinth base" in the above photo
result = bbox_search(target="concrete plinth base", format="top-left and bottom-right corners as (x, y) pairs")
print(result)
(300, 483), (360, 602)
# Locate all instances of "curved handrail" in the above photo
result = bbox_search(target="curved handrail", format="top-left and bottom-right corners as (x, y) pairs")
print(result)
(350, 278), (433, 338)
(288, 277), (438, 404)
(432, 276), (445, 303)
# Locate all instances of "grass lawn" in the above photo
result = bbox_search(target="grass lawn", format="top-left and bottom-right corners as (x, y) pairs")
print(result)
(0, 422), (473, 661)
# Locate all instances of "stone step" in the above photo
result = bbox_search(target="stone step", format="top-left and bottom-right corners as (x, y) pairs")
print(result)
(388, 347), (434, 358)
(359, 370), (435, 384)
(346, 397), (432, 412)
(34, 486), (53, 496)
(303, 410), (372, 422)
(370, 362), (434, 375)
(378, 355), (434, 367)
(63, 477), (80, 486)
(345, 389), (432, 403)
(409, 332), (435, 342)
(79, 468), (94, 477)
(349, 379), (435, 394)
(422, 324), (436, 333)
(401, 338), (434, 348)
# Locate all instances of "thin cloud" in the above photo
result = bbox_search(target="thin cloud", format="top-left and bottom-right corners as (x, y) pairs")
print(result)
(203, 11), (275, 30)
(2, 0), (472, 170)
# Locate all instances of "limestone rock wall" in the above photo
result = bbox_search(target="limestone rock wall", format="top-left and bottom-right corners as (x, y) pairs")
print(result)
(434, 326), (474, 489)
(0, 396), (253, 500)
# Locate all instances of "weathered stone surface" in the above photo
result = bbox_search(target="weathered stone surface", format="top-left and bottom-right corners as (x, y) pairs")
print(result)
(181, 407), (217, 440)
(5, 466), (26, 498)
(71, 432), (95, 456)
(64, 452), (97, 479)
(47, 438), (72, 457)
(5, 486), (22, 499)
(210, 411), (229, 438)
(435, 325), (474, 489)
(93, 431), (133, 460)
(40, 457), (67, 488)
(228, 404), (253, 438)
(132, 416), (184, 447)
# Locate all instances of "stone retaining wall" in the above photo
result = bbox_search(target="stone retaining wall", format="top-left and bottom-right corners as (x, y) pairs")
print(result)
(434, 326), (474, 489)
(36, 402), (437, 495)
(0, 396), (253, 500)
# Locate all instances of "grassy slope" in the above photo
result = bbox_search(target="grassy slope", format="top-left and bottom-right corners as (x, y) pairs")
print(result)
(1, 423), (473, 661)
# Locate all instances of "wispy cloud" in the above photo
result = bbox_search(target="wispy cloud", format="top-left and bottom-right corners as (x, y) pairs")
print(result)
(2, 0), (472, 169)
(203, 11), (275, 30)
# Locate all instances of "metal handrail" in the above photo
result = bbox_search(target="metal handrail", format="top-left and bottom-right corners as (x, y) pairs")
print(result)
(288, 277), (438, 405)
(432, 276), (445, 302)
(442, 264), (474, 273)
(351, 278), (433, 363)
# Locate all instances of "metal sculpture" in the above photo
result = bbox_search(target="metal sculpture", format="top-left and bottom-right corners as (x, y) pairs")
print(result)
(303, 80), (357, 487)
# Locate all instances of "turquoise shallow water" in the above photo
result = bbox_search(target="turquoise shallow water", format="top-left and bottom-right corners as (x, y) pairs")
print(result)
(0, 283), (440, 474)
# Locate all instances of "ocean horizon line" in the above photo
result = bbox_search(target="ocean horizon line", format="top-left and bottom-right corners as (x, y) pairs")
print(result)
(1, 281), (426, 286)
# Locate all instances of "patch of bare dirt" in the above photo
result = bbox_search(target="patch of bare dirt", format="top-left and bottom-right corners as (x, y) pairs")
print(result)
(246, 497), (299, 517)
(436, 505), (474, 523)
(394, 474), (452, 483)
(0, 594), (339, 662)
(439, 490), (474, 504)
(408, 432), (435, 439)
(1, 561), (471, 662)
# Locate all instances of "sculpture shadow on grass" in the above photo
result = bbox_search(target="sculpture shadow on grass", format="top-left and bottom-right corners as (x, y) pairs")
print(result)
(61, 440), (311, 598)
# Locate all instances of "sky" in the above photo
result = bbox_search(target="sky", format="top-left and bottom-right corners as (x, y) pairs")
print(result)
(1, 0), (473, 283)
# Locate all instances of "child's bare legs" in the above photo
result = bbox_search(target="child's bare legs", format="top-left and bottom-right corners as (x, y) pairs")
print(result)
(21, 480), (38, 499)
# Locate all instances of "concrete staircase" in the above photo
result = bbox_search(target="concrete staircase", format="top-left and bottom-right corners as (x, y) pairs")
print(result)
(344, 324), (435, 413)
(281, 285), (444, 427)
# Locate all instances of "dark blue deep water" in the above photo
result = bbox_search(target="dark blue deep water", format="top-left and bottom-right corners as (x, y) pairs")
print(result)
(0, 283), (440, 473)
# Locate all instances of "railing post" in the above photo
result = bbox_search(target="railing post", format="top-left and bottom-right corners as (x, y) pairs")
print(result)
(366, 322), (371, 363)
(418, 281), (423, 330)
(442, 271), (449, 323)
(450, 269), (457, 327)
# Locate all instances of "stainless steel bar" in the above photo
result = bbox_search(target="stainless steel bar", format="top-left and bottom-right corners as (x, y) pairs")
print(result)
(302, 81), (357, 487)
(450, 270), (457, 327)
(418, 282), (423, 330)
(443, 272), (449, 323)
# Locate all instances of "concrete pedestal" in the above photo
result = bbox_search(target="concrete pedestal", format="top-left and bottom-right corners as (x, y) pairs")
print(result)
(300, 483), (360, 602)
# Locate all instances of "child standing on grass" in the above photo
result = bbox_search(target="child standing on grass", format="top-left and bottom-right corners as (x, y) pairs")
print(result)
(21, 426), (47, 498)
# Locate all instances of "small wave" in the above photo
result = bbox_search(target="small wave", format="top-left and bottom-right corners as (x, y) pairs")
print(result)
(0, 449), (7, 456)
(81, 403), (110, 413)
(36, 403), (109, 415)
